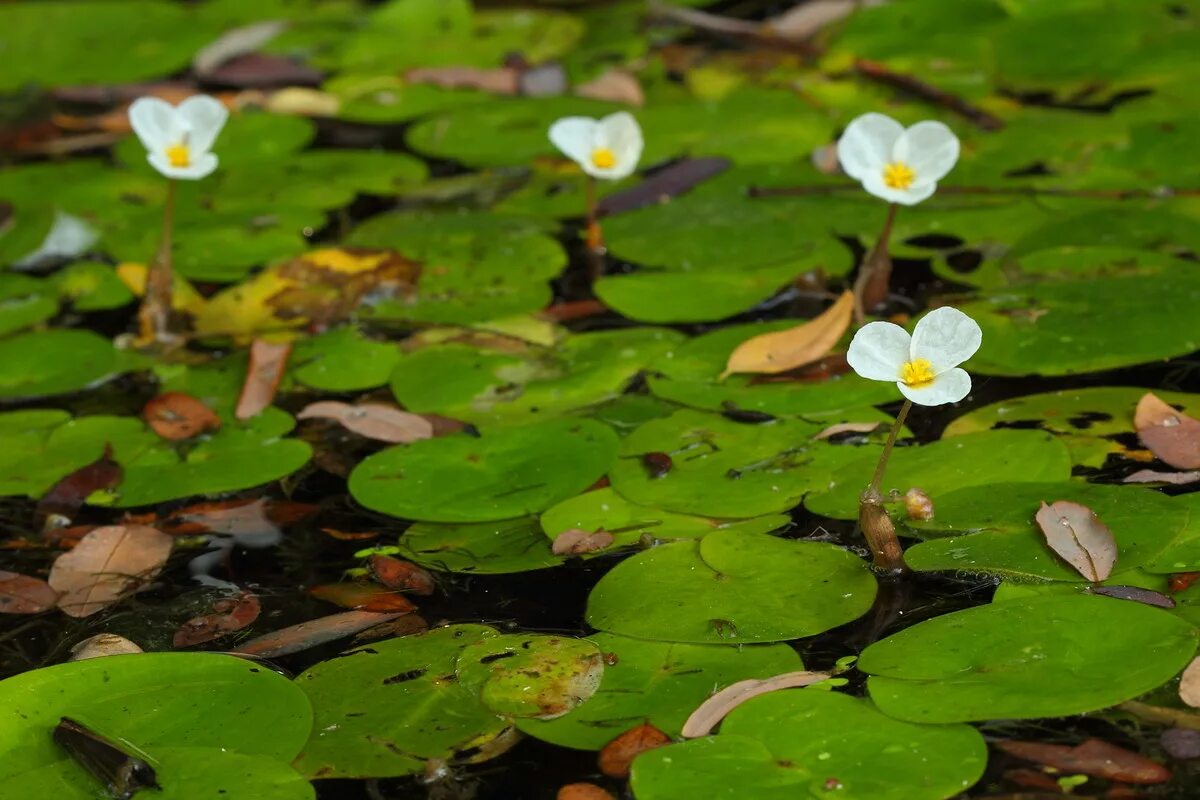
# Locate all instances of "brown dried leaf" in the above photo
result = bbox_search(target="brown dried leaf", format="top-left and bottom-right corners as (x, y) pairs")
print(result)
(405, 66), (520, 95)
(557, 783), (616, 800)
(575, 68), (644, 107)
(721, 291), (854, 378)
(203, 53), (323, 88)
(142, 497), (318, 537)
(681, 670), (830, 738)
(353, 612), (429, 643)
(812, 421), (881, 441)
(309, 582), (417, 613)
(232, 609), (408, 658)
(48, 525), (173, 618)
(1088, 585), (1175, 609)
(1181, 656), (1200, 709)
(1034, 500), (1117, 582)
(1135, 393), (1200, 469)
(38, 444), (122, 523)
(1123, 468), (1200, 485)
(142, 392), (221, 441)
(367, 555), (435, 595)
(552, 528), (615, 555)
(70, 633), (144, 660)
(597, 158), (729, 217)
(765, 0), (864, 41)
(0, 570), (59, 614)
(321, 527), (380, 542)
(642, 452), (673, 478)
(236, 338), (292, 420)
(598, 723), (671, 779)
(297, 401), (434, 444)
(173, 592), (262, 647)
(997, 738), (1172, 784)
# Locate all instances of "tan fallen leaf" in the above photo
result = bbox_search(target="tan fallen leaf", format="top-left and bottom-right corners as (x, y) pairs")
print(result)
(236, 338), (292, 420)
(405, 65), (520, 95)
(70, 633), (144, 660)
(552, 528), (615, 555)
(575, 68), (645, 107)
(262, 87), (341, 117)
(811, 421), (881, 441)
(0, 571), (60, 614)
(232, 609), (408, 658)
(1135, 392), (1200, 469)
(721, 291), (854, 379)
(48, 525), (173, 618)
(1034, 500), (1117, 583)
(297, 401), (434, 444)
(1181, 656), (1200, 709)
(1123, 468), (1200, 485)
(681, 670), (829, 738)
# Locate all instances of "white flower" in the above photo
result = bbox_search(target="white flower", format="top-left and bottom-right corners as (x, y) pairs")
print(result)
(548, 111), (643, 181)
(837, 112), (959, 206)
(128, 95), (228, 180)
(846, 306), (982, 406)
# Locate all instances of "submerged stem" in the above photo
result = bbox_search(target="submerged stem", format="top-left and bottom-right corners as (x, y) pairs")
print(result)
(583, 175), (605, 280)
(859, 399), (912, 572)
(137, 179), (177, 346)
(852, 202), (898, 326)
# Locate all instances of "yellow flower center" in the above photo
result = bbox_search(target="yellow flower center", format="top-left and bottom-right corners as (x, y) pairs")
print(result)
(883, 161), (916, 190)
(901, 358), (935, 387)
(591, 147), (616, 169)
(166, 143), (191, 168)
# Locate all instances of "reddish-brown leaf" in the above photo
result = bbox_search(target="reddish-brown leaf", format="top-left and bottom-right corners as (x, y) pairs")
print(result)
(1135, 393), (1200, 469)
(681, 670), (830, 738)
(321, 527), (380, 541)
(1034, 500), (1117, 582)
(173, 592), (262, 647)
(48, 525), (173, 618)
(0, 570), (59, 614)
(642, 452), (673, 479)
(133, 497), (319, 537)
(232, 609), (408, 658)
(1180, 657), (1200, 709)
(309, 582), (417, 613)
(552, 528), (615, 555)
(236, 338), (292, 420)
(997, 738), (1172, 784)
(1169, 572), (1200, 593)
(38, 444), (122, 522)
(297, 401), (434, 444)
(557, 783), (616, 800)
(367, 555), (435, 595)
(142, 392), (221, 441)
(353, 612), (429, 643)
(598, 723), (671, 779)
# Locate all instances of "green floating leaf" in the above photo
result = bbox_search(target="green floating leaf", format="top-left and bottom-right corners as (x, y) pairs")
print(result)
(53, 261), (136, 311)
(860, 594), (1200, 723)
(0, 329), (144, 400)
(351, 418), (619, 522)
(540, 487), (789, 549)
(295, 624), (506, 779)
(586, 530), (877, 644)
(290, 327), (402, 392)
(630, 690), (986, 800)
(457, 633), (603, 720)
(0, 273), (57, 337)
(804, 430), (1073, 521)
(400, 517), (564, 574)
(328, 74), (492, 125)
(0, 411), (146, 498)
(1143, 492), (1200, 574)
(0, 653), (312, 789)
(518, 632), (803, 750)
(390, 328), (683, 424)
(903, 482), (1189, 582)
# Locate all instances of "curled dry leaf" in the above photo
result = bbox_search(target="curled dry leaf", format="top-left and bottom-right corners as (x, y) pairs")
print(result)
(236, 338), (292, 420)
(38, 444), (122, 523)
(1181, 657), (1200, 709)
(552, 528), (615, 556)
(0, 570), (59, 614)
(1034, 500), (1117, 583)
(69, 633), (143, 660)
(721, 291), (854, 379)
(557, 783), (616, 800)
(1123, 468), (1200, 485)
(232, 609), (408, 658)
(367, 554), (435, 595)
(1135, 393), (1200, 469)
(1088, 585), (1176, 609)
(297, 401), (434, 444)
(309, 581), (417, 613)
(997, 738), (1172, 784)
(173, 591), (262, 648)
(598, 723), (671, 779)
(142, 392), (221, 440)
(575, 68), (644, 107)
(811, 421), (880, 441)
(903, 488), (935, 521)
(681, 670), (830, 738)
(48, 525), (173, 618)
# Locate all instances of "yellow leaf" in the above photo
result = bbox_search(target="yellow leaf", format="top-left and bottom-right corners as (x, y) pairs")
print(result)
(114, 262), (207, 317)
(721, 290), (854, 379)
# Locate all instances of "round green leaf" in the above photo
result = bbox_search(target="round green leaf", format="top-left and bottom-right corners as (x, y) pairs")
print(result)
(399, 517), (564, 574)
(860, 594), (1200, 723)
(457, 633), (603, 720)
(0, 329), (142, 400)
(290, 327), (402, 392)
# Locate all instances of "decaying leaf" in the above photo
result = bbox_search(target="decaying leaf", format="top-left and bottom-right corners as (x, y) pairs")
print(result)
(575, 68), (644, 107)
(0, 570), (59, 614)
(642, 452), (673, 479)
(1088, 585), (1175, 609)
(366, 554), (435, 595)
(557, 783), (616, 800)
(236, 338), (292, 420)
(297, 401), (434, 444)
(405, 65), (520, 95)
(232, 609), (409, 658)
(721, 291), (854, 379)
(48, 525), (173, 618)
(1135, 393), (1200, 469)
(353, 612), (429, 643)
(552, 528), (615, 555)
(598, 723), (671, 779)
(903, 488), (935, 521)
(811, 421), (880, 441)
(1181, 657), (1200, 709)
(1123, 468), (1200, 485)
(309, 582), (417, 613)
(173, 592), (262, 647)
(681, 671), (830, 738)
(1034, 500), (1117, 583)
(597, 157), (730, 216)
(126, 497), (318, 537)
(38, 444), (122, 523)
(69, 633), (144, 660)
(142, 392), (221, 440)
(997, 738), (1172, 784)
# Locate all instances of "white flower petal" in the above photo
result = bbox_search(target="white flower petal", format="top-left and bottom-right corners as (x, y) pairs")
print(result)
(148, 152), (219, 180)
(128, 97), (181, 153)
(549, 116), (600, 170)
(896, 367), (971, 406)
(597, 111), (643, 180)
(909, 306), (982, 374)
(846, 321), (912, 382)
(837, 113), (903, 180)
(176, 95), (228, 155)
(860, 171), (936, 205)
(894, 121), (959, 184)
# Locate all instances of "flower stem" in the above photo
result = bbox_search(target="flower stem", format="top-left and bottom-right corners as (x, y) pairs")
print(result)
(137, 178), (177, 346)
(583, 175), (605, 281)
(858, 398), (912, 572)
(852, 202), (898, 326)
